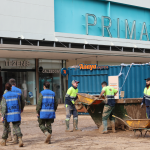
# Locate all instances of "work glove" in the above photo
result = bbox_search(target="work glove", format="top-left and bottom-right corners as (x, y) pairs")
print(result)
(141, 103), (143, 108)
(71, 101), (75, 105)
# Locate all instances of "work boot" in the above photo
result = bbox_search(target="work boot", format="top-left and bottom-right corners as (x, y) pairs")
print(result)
(44, 131), (51, 144)
(73, 118), (81, 131)
(65, 120), (72, 132)
(0, 139), (6, 146)
(7, 132), (12, 142)
(101, 120), (108, 134)
(18, 137), (23, 147)
(13, 135), (18, 144)
(111, 120), (116, 133)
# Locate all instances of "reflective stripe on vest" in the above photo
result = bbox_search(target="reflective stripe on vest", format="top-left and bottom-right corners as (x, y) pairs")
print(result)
(43, 96), (54, 99)
(3, 91), (21, 122)
(107, 95), (115, 99)
(144, 87), (150, 101)
(6, 98), (18, 102)
(40, 109), (55, 112)
(6, 112), (20, 115)
(40, 89), (55, 119)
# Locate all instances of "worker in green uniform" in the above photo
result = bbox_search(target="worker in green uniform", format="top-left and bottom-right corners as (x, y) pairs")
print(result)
(141, 78), (150, 118)
(65, 80), (81, 132)
(99, 81), (118, 134)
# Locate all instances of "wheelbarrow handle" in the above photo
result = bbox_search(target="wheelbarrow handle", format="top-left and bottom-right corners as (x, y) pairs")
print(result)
(125, 114), (133, 119)
(112, 115), (132, 129)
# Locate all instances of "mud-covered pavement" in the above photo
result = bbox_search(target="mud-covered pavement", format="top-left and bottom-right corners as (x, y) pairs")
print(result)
(0, 105), (150, 150)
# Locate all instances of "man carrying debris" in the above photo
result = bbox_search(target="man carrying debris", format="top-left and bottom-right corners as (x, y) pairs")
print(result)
(141, 78), (150, 118)
(36, 81), (58, 144)
(99, 81), (118, 134)
(65, 80), (81, 132)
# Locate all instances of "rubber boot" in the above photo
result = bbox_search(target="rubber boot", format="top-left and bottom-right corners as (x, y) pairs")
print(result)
(65, 120), (72, 132)
(101, 120), (108, 134)
(44, 131), (51, 144)
(18, 137), (23, 147)
(73, 118), (81, 131)
(7, 132), (12, 142)
(13, 135), (18, 144)
(111, 120), (116, 133)
(0, 139), (6, 146)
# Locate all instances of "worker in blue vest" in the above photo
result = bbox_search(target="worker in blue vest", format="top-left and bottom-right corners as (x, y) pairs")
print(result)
(8, 78), (25, 144)
(9, 78), (25, 112)
(36, 81), (58, 144)
(0, 78), (25, 143)
(141, 78), (150, 118)
(0, 83), (23, 147)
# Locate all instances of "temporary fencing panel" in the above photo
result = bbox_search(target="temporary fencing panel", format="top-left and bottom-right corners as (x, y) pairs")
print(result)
(68, 64), (150, 98)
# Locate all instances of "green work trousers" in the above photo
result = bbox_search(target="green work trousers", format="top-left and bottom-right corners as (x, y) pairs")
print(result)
(102, 105), (115, 121)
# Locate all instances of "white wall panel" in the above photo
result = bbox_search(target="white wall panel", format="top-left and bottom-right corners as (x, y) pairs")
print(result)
(106, 0), (150, 9)
(0, 0), (54, 40)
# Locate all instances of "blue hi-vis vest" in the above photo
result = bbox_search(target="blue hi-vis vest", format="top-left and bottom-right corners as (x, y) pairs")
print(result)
(12, 86), (22, 100)
(40, 89), (55, 119)
(3, 91), (21, 122)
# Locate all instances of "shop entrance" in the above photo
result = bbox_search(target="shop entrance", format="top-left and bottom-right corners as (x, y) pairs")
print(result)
(39, 73), (61, 102)
(0, 71), (36, 105)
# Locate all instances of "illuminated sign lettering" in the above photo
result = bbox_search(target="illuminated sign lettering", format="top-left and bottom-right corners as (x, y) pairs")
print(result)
(79, 64), (109, 71)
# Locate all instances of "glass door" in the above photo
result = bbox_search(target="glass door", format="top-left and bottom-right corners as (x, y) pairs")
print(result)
(39, 73), (61, 102)
(0, 71), (36, 105)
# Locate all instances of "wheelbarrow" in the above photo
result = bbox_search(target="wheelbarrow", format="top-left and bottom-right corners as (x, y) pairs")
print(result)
(113, 115), (150, 137)
(75, 93), (104, 113)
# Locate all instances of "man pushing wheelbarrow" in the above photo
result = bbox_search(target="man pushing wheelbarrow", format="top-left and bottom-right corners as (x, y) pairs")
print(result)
(98, 81), (118, 134)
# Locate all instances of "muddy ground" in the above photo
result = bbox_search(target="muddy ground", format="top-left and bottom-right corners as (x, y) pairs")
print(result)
(0, 105), (150, 150)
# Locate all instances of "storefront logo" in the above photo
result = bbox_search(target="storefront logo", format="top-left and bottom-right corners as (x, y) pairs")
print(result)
(79, 63), (109, 71)
(42, 69), (60, 73)
(86, 13), (149, 41)
(61, 68), (68, 76)
(5, 60), (30, 67)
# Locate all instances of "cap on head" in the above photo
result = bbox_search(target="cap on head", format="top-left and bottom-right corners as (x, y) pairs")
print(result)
(145, 78), (150, 81)
(72, 80), (80, 84)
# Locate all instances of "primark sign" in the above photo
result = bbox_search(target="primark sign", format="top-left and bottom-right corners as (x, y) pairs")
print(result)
(86, 13), (149, 41)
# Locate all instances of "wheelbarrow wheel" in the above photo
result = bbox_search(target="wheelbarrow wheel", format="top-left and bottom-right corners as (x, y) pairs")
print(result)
(75, 104), (83, 110)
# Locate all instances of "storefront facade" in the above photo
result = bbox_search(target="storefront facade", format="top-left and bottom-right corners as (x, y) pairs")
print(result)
(0, 0), (150, 103)
(0, 58), (66, 104)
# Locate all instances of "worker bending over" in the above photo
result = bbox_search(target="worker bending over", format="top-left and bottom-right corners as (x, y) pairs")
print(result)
(99, 81), (118, 134)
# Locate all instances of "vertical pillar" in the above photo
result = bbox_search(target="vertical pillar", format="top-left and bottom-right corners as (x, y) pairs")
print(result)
(35, 59), (39, 104)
